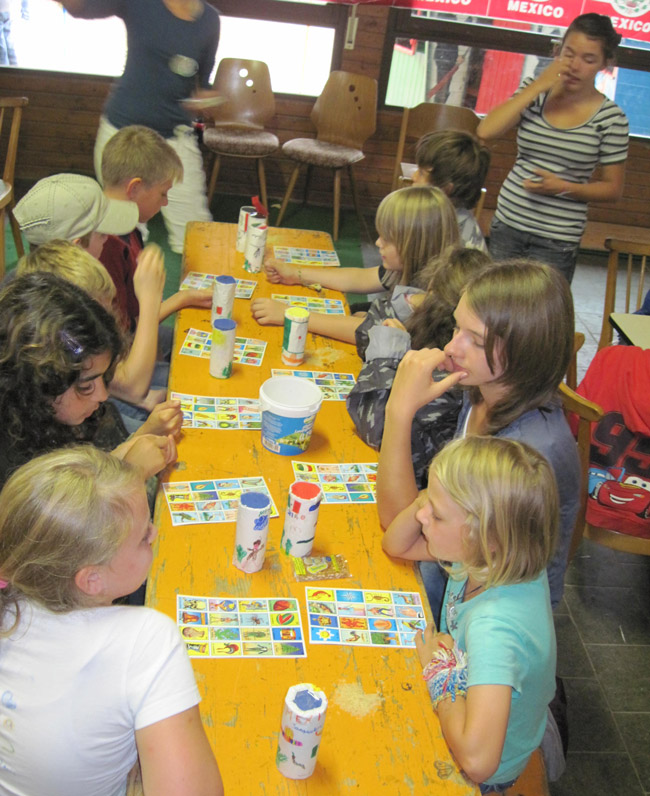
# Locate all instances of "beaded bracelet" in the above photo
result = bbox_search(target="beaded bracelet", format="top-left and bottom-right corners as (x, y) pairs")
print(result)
(422, 643), (468, 711)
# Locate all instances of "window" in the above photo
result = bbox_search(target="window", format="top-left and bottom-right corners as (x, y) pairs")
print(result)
(381, 11), (650, 138)
(214, 16), (336, 96)
(5, 0), (126, 75)
(4, 0), (346, 97)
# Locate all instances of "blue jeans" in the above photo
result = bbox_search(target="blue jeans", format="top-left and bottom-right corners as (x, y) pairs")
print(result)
(488, 218), (578, 284)
(0, 12), (17, 66)
(418, 560), (448, 625)
(479, 780), (516, 794)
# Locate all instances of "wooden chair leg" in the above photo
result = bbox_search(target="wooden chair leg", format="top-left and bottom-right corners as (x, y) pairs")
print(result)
(565, 331), (585, 391)
(207, 154), (221, 204)
(348, 165), (371, 241)
(0, 208), (6, 281)
(256, 158), (268, 211)
(276, 164), (301, 228)
(302, 164), (313, 206)
(8, 199), (23, 259)
(332, 169), (341, 241)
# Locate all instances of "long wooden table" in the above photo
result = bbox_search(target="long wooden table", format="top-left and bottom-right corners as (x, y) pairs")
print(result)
(148, 221), (478, 795)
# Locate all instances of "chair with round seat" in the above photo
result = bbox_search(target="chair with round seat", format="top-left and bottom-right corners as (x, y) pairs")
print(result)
(203, 58), (279, 210)
(275, 71), (377, 241)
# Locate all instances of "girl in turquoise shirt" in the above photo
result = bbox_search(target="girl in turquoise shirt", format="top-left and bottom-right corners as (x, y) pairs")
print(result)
(383, 435), (558, 792)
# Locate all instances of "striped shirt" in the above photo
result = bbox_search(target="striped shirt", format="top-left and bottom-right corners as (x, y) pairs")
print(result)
(495, 79), (629, 244)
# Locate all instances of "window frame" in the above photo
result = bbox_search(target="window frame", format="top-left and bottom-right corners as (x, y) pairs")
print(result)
(379, 8), (650, 110)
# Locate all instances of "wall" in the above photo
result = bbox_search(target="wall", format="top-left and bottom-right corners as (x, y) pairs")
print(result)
(2, 4), (650, 229)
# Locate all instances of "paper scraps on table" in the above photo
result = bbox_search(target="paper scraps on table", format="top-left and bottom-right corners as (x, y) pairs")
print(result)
(180, 328), (267, 367)
(163, 476), (278, 525)
(177, 595), (307, 658)
(271, 369), (355, 401)
(170, 392), (261, 430)
(272, 294), (346, 315)
(306, 587), (425, 648)
(292, 555), (351, 582)
(180, 271), (257, 299)
(292, 461), (377, 504)
(273, 247), (340, 267)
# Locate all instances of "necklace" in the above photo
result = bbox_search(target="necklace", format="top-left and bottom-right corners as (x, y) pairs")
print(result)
(463, 581), (484, 600)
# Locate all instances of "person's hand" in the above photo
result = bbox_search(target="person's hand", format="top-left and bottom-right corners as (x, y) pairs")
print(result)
(121, 433), (177, 479)
(140, 399), (183, 437)
(141, 387), (167, 413)
(415, 622), (454, 667)
(179, 287), (212, 310)
(383, 318), (407, 332)
(181, 89), (226, 119)
(134, 244), (166, 305)
(387, 348), (467, 419)
(534, 55), (571, 93)
(251, 297), (285, 326)
(264, 259), (300, 285)
(523, 168), (569, 197)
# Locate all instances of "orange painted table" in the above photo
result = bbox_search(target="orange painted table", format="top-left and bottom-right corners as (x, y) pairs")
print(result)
(148, 221), (479, 795)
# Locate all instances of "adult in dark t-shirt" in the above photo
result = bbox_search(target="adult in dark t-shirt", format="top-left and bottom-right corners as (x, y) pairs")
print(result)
(57, 0), (221, 253)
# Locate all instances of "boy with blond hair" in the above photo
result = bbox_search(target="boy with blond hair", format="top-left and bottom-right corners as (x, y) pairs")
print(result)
(100, 124), (211, 336)
(17, 239), (117, 308)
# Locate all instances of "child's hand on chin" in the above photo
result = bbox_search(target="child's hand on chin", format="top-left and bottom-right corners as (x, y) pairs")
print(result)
(415, 622), (454, 667)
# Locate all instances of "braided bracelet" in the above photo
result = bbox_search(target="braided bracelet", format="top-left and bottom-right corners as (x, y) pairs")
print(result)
(422, 643), (468, 711)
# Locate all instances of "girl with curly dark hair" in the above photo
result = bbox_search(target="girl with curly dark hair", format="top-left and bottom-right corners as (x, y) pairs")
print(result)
(0, 272), (176, 487)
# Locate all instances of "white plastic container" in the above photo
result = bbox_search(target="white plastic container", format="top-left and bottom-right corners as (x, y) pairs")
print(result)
(259, 376), (322, 456)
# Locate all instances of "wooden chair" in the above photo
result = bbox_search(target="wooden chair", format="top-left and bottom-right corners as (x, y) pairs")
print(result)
(203, 59), (279, 210)
(0, 96), (28, 279)
(504, 749), (550, 796)
(598, 237), (650, 350)
(560, 383), (650, 559)
(275, 71), (377, 241)
(565, 331), (585, 392)
(390, 102), (480, 192)
(559, 383), (604, 561)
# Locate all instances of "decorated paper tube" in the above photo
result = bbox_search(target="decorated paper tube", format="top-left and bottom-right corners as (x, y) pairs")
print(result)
(236, 205), (256, 253)
(276, 683), (327, 779)
(211, 275), (236, 323)
(209, 318), (236, 379)
(281, 481), (322, 557)
(244, 220), (267, 274)
(281, 306), (309, 366)
(233, 491), (271, 574)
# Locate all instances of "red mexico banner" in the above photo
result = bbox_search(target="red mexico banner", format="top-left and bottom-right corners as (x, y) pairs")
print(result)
(333, 0), (650, 44)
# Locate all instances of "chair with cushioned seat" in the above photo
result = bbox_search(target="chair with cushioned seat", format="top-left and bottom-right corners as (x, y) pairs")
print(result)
(203, 59), (279, 211)
(275, 71), (377, 241)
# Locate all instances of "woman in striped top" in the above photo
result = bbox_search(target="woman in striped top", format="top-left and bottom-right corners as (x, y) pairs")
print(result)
(477, 14), (628, 283)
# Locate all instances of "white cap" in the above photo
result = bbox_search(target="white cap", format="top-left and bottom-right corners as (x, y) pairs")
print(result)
(14, 173), (139, 245)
